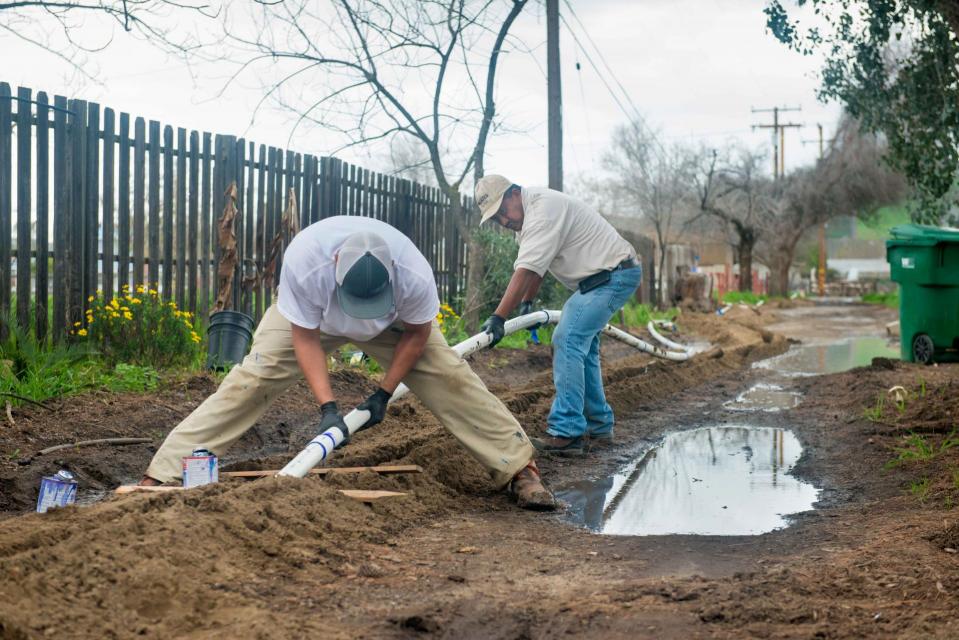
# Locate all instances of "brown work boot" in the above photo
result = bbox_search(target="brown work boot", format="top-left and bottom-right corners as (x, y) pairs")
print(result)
(531, 434), (585, 456)
(508, 460), (557, 511)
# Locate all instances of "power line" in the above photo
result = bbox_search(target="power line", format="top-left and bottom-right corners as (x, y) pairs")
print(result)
(560, 0), (667, 160)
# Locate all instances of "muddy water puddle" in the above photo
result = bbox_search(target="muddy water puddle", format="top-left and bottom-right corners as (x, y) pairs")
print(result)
(557, 426), (819, 536)
(754, 336), (898, 376)
(724, 383), (802, 412)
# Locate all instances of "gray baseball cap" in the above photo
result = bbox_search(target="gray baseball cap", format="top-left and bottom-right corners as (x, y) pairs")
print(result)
(335, 231), (396, 319)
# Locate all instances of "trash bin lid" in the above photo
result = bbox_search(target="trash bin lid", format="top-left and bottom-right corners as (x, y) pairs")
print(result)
(887, 223), (959, 248)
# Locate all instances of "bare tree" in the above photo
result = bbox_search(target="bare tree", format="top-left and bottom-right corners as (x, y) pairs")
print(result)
(602, 122), (695, 306)
(756, 119), (907, 295)
(0, 1), (216, 82)
(695, 147), (771, 292)
(221, 0), (529, 328)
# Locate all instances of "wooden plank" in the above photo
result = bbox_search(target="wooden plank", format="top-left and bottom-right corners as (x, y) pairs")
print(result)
(272, 148), (284, 287)
(69, 100), (87, 330)
(114, 485), (408, 503)
(51, 94), (68, 341)
(132, 117), (146, 288)
(293, 152), (304, 230)
(162, 125), (174, 298)
(147, 120), (161, 289)
(221, 465), (424, 478)
(338, 490), (407, 502)
(117, 112), (130, 295)
(255, 144), (266, 321)
(233, 138), (244, 311)
(263, 147), (276, 302)
(176, 127), (187, 309)
(187, 131), (199, 314)
(84, 102), (99, 307)
(199, 132), (211, 319)
(16, 87), (32, 333)
(0, 83), (10, 340)
(243, 140), (254, 315)
(101, 107), (115, 301)
(301, 154), (313, 227)
(35, 92), (50, 342)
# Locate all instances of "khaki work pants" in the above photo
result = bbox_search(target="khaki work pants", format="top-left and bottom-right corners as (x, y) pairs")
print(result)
(146, 305), (534, 487)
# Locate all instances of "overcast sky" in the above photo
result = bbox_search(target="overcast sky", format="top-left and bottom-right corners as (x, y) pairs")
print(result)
(2, 0), (839, 189)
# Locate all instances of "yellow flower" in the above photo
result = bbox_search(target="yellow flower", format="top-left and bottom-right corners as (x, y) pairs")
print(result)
(121, 306), (130, 312)
(109, 299), (120, 309)
(184, 321), (193, 329)
(87, 295), (95, 303)
(131, 298), (142, 304)
(74, 321), (82, 327)
(123, 312), (133, 321)
(149, 289), (158, 296)
(136, 285), (145, 294)
(77, 329), (88, 337)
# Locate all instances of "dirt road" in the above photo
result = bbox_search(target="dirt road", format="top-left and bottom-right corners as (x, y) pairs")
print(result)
(3, 302), (959, 639)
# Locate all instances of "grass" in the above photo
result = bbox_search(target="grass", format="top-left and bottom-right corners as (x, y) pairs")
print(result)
(862, 291), (900, 309)
(910, 477), (932, 503)
(885, 429), (959, 469)
(718, 291), (769, 306)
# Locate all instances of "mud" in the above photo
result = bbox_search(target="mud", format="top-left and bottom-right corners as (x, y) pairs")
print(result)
(3, 303), (959, 639)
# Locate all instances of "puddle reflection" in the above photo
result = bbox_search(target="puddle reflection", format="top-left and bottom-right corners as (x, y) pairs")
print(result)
(724, 383), (802, 412)
(753, 337), (898, 376)
(557, 426), (819, 536)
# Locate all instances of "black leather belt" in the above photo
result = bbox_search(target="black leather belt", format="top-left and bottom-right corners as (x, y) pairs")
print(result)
(577, 257), (639, 294)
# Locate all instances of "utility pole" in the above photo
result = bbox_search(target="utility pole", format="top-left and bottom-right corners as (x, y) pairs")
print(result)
(803, 123), (827, 296)
(751, 106), (802, 179)
(546, 0), (563, 191)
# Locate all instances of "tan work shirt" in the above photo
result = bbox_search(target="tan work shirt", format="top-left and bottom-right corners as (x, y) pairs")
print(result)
(513, 187), (637, 290)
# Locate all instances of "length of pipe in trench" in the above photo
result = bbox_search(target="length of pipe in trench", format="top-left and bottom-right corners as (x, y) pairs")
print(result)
(278, 310), (693, 478)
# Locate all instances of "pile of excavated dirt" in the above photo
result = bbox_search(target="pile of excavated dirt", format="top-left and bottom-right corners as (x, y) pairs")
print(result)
(0, 473), (456, 639)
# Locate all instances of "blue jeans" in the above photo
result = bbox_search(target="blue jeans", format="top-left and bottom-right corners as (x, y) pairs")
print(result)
(546, 266), (643, 439)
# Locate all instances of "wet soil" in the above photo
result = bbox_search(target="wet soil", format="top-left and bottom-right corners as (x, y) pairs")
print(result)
(3, 303), (959, 639)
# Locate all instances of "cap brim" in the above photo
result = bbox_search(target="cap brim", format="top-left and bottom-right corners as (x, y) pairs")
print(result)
(336, 285), (395, 320)
(479, 193), (505, 224)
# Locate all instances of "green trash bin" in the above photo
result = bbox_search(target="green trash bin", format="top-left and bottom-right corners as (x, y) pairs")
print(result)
(886, 223), (959, 364)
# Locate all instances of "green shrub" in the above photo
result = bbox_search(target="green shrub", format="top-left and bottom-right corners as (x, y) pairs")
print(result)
(76, 285), (202, 368)
(719, 291), (768, 305)
(468, 228), (570, 319)
(862, 291), (899, 309)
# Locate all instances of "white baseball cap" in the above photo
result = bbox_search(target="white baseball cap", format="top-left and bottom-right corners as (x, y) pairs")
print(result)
(334, 231), (396, 319)
(474, 174), (513, 224)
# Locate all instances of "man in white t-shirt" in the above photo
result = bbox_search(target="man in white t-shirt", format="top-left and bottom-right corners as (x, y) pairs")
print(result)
(475, 175), (642, 456)
(139, 216), (556, 510)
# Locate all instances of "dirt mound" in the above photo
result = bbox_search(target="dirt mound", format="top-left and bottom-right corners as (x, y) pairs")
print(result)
(0, 473), (453, 639)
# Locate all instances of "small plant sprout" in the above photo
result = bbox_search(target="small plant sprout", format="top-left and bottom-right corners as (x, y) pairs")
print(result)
(909, 477), (931, 503)
(863, 393), (886, 422)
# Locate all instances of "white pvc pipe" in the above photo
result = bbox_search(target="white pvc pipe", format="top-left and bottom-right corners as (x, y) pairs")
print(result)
(278, 309), (691, 478)
(647, 320), (694, 354)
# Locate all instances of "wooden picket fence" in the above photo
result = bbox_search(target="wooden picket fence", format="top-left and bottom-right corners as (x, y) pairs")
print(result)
(0, 82), (471, 342)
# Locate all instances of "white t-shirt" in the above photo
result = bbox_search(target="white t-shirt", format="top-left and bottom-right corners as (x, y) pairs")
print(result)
(514, 187), (637, 290)
(277, 216), (440, 342)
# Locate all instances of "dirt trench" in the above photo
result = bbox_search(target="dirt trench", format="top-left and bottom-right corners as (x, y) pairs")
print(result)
(3, 303), (958, 639)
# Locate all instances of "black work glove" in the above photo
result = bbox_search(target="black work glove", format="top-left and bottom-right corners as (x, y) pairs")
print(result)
(480, 314), (506, 348)
(518, 300), (544, 330)
(356, 387), (392, 431)
(319, 401), (350, 449)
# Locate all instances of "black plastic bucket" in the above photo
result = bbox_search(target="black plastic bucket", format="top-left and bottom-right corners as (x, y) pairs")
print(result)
(206, 310), (255, 370)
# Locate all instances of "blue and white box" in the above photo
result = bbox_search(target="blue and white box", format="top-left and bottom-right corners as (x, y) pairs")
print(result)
(37, 470), (78, 513)
(182, 448), (218, 488)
